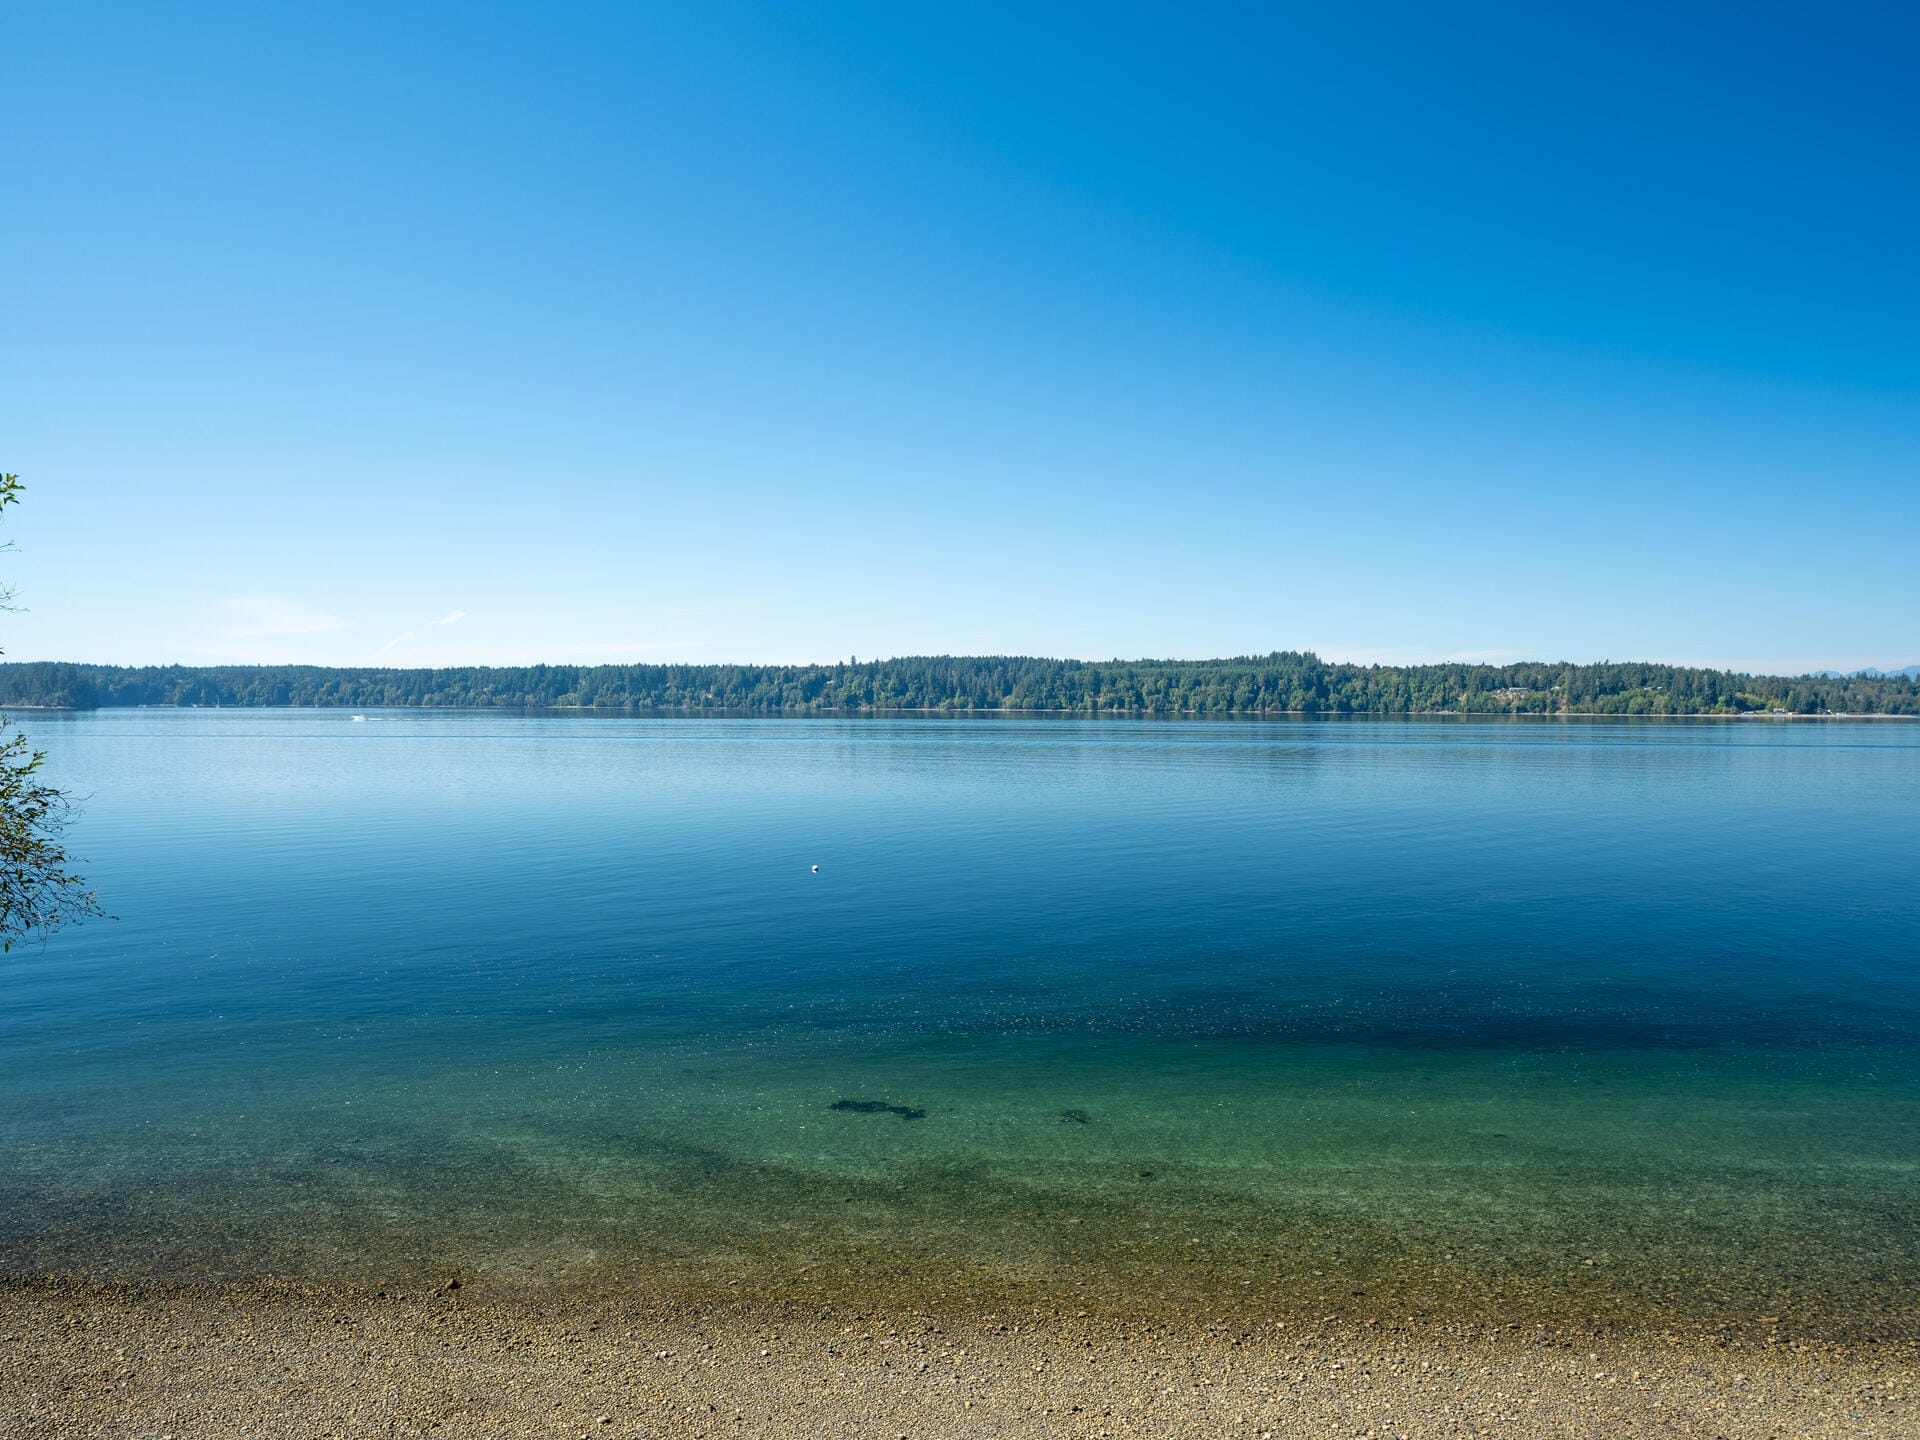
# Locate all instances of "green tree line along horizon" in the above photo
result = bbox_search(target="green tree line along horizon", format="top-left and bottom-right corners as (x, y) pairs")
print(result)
(1, 654), (1914, 716)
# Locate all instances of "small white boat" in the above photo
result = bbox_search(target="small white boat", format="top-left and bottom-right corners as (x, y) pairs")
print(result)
(351, 714), (367, 722)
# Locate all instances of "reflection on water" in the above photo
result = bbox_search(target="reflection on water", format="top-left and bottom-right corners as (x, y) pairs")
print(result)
(4, 713), (1917, 1331)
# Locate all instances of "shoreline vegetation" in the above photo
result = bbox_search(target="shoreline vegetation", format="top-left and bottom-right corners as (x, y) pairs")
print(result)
(3, 652), (1917, 716)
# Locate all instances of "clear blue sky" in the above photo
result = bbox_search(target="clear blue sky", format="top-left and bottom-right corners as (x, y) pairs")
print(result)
(4, 2), (1915, 673)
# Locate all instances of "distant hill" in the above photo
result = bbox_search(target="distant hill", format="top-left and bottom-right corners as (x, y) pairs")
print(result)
(1850, 665), (1920, 680)
(1, 655), (1915, 716)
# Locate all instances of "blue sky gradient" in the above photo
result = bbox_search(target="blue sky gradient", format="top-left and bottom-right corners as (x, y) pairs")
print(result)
(4, 2), (1915, 671)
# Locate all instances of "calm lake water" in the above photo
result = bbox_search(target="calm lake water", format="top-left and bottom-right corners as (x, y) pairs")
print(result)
(6, 711), (1918, 1331)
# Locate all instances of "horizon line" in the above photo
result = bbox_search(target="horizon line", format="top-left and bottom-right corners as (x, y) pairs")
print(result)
(3, 653), (1915, 682)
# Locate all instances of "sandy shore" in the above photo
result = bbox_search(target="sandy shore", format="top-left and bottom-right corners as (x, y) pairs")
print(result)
(5, 1273), (1915, 1439)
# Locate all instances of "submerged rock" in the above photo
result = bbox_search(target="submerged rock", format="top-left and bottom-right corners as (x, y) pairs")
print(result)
(1058, 1108), (1093, 1125)
(829, 1099), (926, 1120)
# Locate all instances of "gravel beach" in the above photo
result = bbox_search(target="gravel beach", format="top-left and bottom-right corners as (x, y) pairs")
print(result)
(5, 1273), (1914, 1439)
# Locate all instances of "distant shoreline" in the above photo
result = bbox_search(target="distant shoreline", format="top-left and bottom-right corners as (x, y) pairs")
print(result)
(5, 654), (1914, 718)
(5, 702), (1915, 720)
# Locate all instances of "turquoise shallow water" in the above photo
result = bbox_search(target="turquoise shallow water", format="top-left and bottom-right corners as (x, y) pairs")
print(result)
(4, 712), (1918, 1330)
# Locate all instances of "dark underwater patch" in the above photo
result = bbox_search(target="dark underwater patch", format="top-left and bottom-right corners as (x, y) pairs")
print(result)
(829, 1099), (926, 1120)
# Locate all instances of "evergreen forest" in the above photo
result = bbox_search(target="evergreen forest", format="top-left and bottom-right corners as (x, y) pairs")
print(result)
(0, 654), (1912, 715)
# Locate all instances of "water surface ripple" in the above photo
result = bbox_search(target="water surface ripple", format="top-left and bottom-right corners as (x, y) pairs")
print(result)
(4, 713), (1916, 1332)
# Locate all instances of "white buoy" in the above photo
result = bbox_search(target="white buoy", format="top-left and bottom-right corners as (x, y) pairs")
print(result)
(811, 864), (820, 873)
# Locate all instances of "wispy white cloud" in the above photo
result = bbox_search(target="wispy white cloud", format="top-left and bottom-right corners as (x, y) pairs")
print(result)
(370, 608), (466, 659)
(216, 595), (351, 640)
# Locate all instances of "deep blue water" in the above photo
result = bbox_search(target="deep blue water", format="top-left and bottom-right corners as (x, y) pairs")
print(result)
(5, 712), (1918, 1327)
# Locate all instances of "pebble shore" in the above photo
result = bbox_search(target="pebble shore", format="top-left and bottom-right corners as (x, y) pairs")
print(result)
(5, 1274), (1915, 1439)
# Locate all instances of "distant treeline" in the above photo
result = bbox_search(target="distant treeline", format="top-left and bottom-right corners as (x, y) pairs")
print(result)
(0, 655), (1914, 716)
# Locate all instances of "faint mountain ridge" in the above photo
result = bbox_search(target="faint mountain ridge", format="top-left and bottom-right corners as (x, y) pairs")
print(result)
(1826, 664), (1920, 679)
